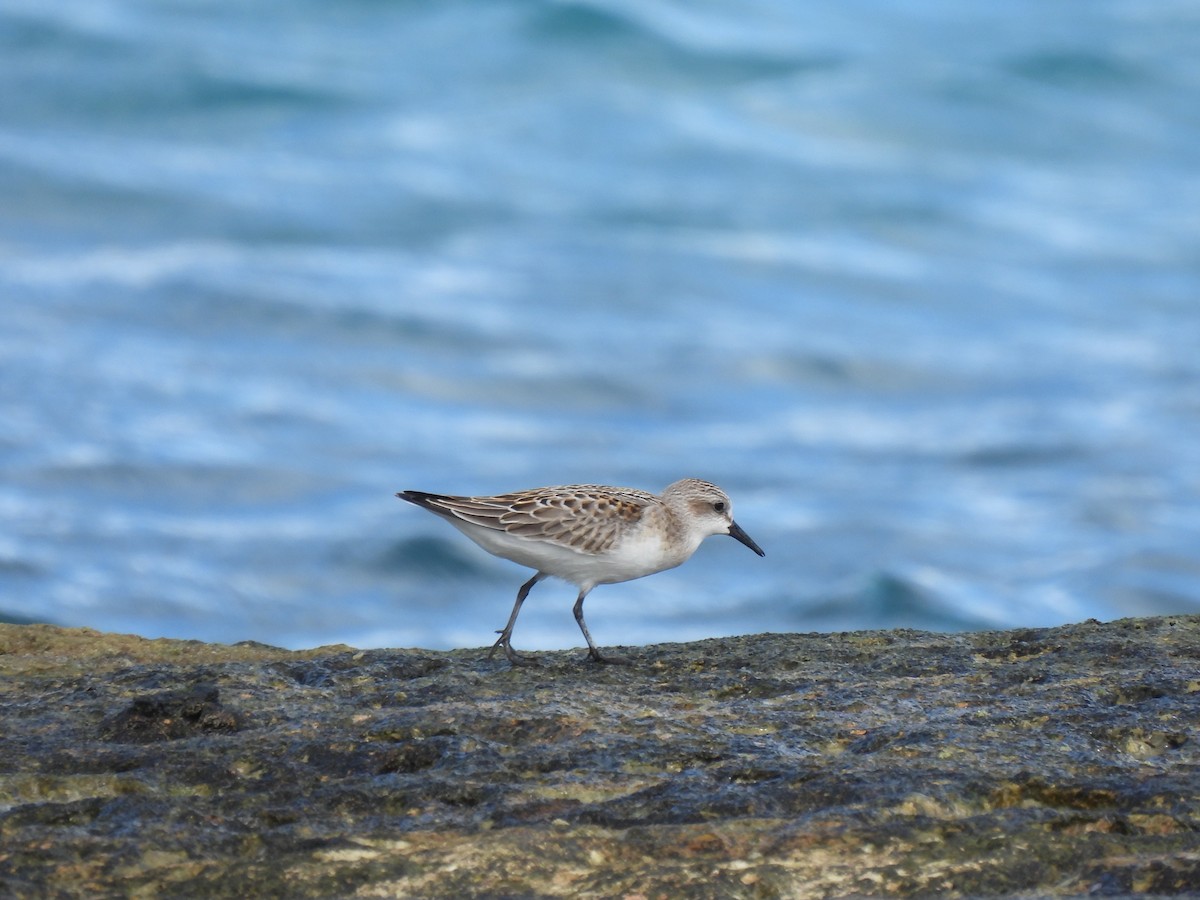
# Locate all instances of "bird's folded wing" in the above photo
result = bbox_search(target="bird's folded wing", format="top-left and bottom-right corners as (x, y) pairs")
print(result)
(435, 488), (652, 555)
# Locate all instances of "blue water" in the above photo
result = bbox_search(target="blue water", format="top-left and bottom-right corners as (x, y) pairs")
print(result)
(3, 0), (1199, 651)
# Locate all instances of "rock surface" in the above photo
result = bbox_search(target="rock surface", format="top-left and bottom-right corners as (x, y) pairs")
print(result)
(1, 616), (1198, 898)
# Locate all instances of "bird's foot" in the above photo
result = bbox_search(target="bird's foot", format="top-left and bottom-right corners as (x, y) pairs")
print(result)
(587, 647), (632, 666)
(488, 633), (540, 667)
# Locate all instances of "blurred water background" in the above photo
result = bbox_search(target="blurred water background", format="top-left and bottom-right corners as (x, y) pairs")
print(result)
(3, 0), (1199, 651)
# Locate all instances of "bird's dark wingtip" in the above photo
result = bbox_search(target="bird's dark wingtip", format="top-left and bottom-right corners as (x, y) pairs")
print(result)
(396, 489), (443, 512)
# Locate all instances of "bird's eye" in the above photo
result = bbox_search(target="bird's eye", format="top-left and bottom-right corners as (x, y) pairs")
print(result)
(712, 501), (726, 513)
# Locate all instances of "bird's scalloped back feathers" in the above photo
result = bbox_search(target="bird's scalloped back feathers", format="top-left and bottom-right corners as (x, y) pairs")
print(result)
(431, 485), (655, 555)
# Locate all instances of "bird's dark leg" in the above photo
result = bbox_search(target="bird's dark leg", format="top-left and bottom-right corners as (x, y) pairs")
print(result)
(573, 589), (629, 665)
(489, 572), (545, 666)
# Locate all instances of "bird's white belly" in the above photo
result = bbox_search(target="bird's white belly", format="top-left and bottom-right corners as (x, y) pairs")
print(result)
(451, 521), (684, 590)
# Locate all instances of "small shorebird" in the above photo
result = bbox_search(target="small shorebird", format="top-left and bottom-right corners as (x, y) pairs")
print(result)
(397, 478), (765, 665)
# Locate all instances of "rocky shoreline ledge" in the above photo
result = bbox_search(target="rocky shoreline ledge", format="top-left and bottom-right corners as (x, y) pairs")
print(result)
(2, 616), (1198, 897)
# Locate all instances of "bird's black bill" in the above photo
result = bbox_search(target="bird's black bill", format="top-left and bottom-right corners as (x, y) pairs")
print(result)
(727, 520), (765, 557)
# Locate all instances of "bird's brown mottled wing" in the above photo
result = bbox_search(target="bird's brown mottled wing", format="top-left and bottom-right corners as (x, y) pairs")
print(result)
(408, 485), (655, 555)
